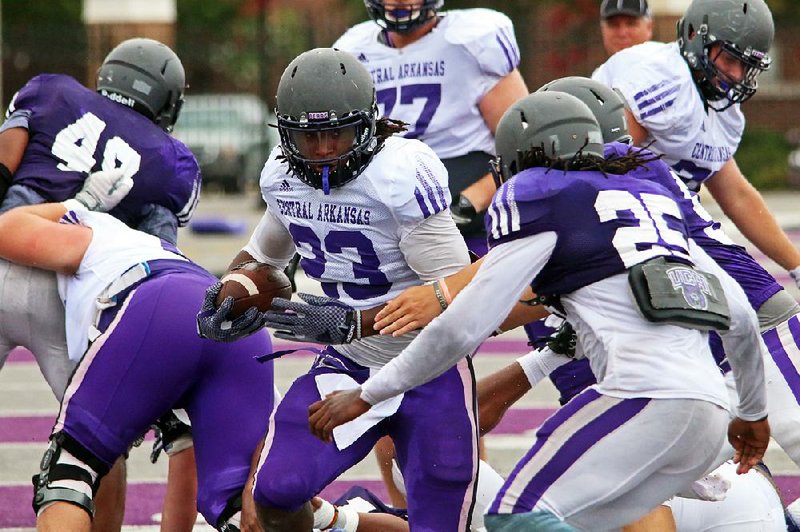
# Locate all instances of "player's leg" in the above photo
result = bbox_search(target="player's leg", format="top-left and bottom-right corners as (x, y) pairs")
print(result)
(0, 260), (74, 398)
(91, 457), (126, 532)
(373, 436), (407, 507)
(759, 301), (800, 464)
(485, 391), (727, 531)
(150, 409), (197, 532)
(185, 327), (274, 530)
(390, 357), (479, 531)
(252, 349), (386, 531)
(161, 447), (197, 532)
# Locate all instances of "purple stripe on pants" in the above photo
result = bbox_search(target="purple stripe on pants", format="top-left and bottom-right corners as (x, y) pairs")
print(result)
(512, 396), (650, 513)
(489, 388), (603, 513)
(763, 315), (800, 404)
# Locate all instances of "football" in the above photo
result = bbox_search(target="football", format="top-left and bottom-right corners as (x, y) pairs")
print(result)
(216, 261), (293, 318)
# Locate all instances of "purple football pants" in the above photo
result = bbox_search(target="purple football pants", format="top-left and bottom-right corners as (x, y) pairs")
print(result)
(253, 347), (479, 532)
(55, 265), (274, 526)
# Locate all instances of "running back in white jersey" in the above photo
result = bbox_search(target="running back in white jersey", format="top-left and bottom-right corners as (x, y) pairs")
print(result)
(593, 41), (745, 192)
(333, 9), (520, 159)
(58, 210), (187, 361)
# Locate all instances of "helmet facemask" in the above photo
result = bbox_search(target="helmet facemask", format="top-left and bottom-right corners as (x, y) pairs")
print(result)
(695, 40), (770, 111)
(365, 0), (443, 33)
(278, 106), (377, 194)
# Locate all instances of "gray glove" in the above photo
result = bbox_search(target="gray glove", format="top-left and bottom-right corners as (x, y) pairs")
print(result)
(262, 293), (361, 345)
(196, 282), (265, 342)
(63, 168), (134, 212)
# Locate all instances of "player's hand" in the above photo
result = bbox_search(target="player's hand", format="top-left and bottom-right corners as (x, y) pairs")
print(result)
(790, 266), (800, 291)
(66, 168), (134, 212)
(374, 284), (442, 336)
(308, 388), (371, 443)
(262, 293), (360, 345)
(196, 282), (265, 342)
(728, 416), (770, 474)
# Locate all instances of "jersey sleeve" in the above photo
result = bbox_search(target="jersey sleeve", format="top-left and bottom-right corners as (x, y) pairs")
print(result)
(446, 9), (520, 81)
(167, 141), (202, 226)
(593, 45), (695, 145)
(1, 75), (48, 132)
(331, 22), (370, 51)
(485, 171), (559, 248)
(383, 139), (452, 239)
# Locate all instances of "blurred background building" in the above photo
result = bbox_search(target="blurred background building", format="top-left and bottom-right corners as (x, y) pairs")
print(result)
(2, 0), (799, 190)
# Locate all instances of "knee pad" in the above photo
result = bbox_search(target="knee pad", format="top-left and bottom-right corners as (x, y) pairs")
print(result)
(216, 493), (242, 532)
(757, 291), (800, 330)
(32, 432), (109, 518)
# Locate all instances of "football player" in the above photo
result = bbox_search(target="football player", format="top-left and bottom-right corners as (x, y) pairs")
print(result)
(0, 198), (274, 532)
(333, 0), (528, 256)
(305, 90), (770, 531)
(593, 0), (800, 466)
(0, 38), (201, 531)
(197, 48), (479, 531)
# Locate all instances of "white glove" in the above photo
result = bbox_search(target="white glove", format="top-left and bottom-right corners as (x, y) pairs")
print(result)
(790, 266), (800, 290)
(62, 168), (133, 212)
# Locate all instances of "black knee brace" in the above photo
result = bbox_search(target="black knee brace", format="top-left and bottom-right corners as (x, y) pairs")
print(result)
(32, 432), (109, 518)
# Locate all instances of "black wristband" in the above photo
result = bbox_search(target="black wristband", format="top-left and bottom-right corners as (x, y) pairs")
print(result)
(0, 162), (13, 200)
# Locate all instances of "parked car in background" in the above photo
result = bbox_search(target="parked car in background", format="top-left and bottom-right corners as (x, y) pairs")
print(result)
(173, 94), (278, 193)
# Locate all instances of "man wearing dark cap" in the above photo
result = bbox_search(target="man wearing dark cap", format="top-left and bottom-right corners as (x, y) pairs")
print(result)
(600, 0), (653, 55)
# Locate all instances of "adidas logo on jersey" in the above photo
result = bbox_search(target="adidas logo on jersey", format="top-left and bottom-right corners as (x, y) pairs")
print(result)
(357, 53), (368, 62)
(279, 179), (293, 192)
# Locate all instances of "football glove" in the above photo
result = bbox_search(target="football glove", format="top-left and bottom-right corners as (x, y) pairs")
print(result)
(63, 168), (134, 212)
(196, 282), (266, 342)
(262, 293), (361, 345)
(546, 321), (577, 358)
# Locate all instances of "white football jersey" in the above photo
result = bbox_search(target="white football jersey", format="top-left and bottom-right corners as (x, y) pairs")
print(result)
(593, 42), (745, 192)
(334, 9), (520, 159)
(259, 137), (454, 310)
(258, 137), (468, 367)
(57, 210), (187, 360)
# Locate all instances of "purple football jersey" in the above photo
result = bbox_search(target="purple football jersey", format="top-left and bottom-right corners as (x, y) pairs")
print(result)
(605, 142), (782, 311)
(4, 74), (200, 227)
(486, 166), (693, 295)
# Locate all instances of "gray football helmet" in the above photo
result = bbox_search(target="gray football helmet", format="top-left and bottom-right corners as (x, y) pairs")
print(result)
(538, 77), (632, 145)
(365, 0), (443, 33)
(276, 48), (378, 193)
(96, 38), (185, 132)
(677, 0), (773, 109)
(493, 92), (604, 183)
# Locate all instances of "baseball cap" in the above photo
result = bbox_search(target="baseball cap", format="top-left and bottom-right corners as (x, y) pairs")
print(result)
(600, 0), (651, 19)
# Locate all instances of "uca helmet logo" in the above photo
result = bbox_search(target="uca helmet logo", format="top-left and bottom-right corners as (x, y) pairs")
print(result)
(666, 267), (713, 310)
